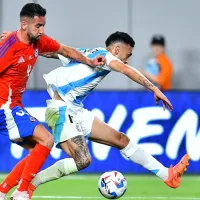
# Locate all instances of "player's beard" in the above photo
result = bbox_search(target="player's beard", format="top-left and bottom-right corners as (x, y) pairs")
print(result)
(30, 36), (40, 43)
(28, 33), (42, 44)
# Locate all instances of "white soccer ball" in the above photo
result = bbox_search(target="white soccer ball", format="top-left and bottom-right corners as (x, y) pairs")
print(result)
(98, 171), (127, 199)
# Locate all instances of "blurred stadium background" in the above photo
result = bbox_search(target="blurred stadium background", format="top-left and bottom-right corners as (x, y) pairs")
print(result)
(1, 0), (200, 199)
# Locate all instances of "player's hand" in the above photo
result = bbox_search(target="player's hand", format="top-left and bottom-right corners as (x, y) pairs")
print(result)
(0, 31), (12, 41)
(154, 88), (173, 111)
(88, 55), (106, 67)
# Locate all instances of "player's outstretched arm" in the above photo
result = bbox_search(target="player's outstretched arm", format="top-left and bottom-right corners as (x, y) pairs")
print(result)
(0, 32), (105, 67)
(109, 60), (173, 111)
(57, 44), (105, 67)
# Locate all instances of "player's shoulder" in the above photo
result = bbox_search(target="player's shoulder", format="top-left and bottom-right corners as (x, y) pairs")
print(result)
(0, 31), (18, 45)
(0, 31), (18, 57)
(95, 47), (108, 53)
(39, 34), (57, 43)
(37, 34), (48, 44)
(89, 47), (109, 56)
(157, 53), (172, 66)
(95, 47), (117, 58)
(95, 47), (107, 51)
(40, 34), (50, 39)
(90, 47), (119, 63)
(36, 34), (50, 46)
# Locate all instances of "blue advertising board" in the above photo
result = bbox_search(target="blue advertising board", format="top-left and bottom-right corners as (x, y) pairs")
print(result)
(1, 90), (200, 174)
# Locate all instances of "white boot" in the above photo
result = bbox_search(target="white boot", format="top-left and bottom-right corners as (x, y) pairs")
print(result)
(10, 190), (29, 200)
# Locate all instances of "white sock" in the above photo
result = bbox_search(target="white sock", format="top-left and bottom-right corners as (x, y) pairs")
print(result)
(0, 191), (6, 198)
(32, 158), (78, 187)
(120, 141), (168, 181)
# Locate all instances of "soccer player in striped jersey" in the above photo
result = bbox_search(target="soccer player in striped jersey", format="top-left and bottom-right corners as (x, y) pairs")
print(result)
(26, 32), (189, 197)
(0, 3), (104, 200)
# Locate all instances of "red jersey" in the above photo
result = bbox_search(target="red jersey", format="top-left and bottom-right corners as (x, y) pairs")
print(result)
(0, 31), (60, 108)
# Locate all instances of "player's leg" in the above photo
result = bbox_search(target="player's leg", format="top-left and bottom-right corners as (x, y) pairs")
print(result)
(0, 107), (36, 199)
(30, 135), (91, 189)
(0, 136), (48, 199)
(10, 124), (53, 200)
(27, 100), (91, 197)
(60, 135), (91, 171)
(15, 124), (53, 192)
(89, 117), (169, 179)
(72, 107), (179, 183)
(0, 106), (54, 199)
(37, 105), (188, 188)
(0, 141), (36, 196)
(89, 117), (189, 188)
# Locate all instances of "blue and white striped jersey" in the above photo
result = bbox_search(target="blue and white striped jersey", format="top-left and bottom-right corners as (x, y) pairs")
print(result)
(43, 47), (120, 105)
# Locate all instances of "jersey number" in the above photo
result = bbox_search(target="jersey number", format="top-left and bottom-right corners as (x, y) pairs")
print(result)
(16, 110), (29, 117)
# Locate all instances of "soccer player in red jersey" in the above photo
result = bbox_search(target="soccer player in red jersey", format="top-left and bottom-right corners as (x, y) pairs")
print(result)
(0, 3), (104, 200)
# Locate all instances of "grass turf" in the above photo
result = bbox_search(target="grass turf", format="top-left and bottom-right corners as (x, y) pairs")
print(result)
(3, 174), (200, 200)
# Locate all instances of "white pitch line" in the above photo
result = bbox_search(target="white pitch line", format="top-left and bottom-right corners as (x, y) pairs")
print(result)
(31, 196), (200, 200)
(0, 174), (200, 181)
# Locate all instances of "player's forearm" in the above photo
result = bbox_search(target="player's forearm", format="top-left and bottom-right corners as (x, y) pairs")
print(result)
(124, 67), (157, 92)
(143, 71), (159, 84)
(40, 52), (59, 59)
(59, 45), (93, 66)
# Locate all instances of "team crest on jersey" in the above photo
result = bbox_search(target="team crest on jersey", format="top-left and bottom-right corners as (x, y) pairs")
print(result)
(34, 49), (39, 57)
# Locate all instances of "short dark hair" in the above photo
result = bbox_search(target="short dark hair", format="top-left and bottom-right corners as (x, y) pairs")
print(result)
(20, 3), (46, 18)
(105, 31), (135, 47)
(151, 35), (165, 47)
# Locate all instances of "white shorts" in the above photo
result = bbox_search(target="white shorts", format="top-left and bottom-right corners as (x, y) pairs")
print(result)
(45, 100), (95, 146)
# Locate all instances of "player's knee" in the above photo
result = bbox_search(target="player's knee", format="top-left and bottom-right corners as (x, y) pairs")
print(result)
(117, 132), (130, 150)
(40, 134), (54, 149)
(45, 135), (54, 148)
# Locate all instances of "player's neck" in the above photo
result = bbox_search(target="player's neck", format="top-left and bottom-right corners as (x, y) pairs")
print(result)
(106, 47), (112, 54)
(17, 30), (32, 45)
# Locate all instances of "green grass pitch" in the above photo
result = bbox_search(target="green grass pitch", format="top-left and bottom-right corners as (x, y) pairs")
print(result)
(3, 174), (200, 200)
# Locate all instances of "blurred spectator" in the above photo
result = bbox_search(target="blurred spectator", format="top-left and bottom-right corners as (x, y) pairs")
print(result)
(143, 35), (173, 90)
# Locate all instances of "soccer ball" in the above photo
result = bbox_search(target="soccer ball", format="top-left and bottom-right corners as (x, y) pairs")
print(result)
(98, 171), (127, 199)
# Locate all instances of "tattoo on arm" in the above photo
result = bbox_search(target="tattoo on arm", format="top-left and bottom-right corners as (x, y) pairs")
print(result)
(139, 75), (154, 89)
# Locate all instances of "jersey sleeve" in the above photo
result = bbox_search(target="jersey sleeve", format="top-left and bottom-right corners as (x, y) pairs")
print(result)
(0, 38), (14, 73)
(58, 54), (71, 66)
(104, 52), (122, 71)
(39, 35), (60, 53)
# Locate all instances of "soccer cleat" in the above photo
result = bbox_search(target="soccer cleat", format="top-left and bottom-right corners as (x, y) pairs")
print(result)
(164, 154), (190, 188)
(27, 184), (36, 199)
(10, 190), (30, 200)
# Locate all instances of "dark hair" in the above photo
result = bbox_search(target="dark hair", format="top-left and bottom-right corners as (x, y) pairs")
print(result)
(105, 31), (135, 47)
(20, 3), (46, 18)
(151, 35), (165, 47)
